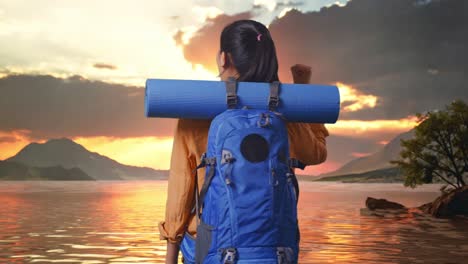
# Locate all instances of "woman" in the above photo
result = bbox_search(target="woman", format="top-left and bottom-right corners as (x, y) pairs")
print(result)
(159, 19), (329, 263)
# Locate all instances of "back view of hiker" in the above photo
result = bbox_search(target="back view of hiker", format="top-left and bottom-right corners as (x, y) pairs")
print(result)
(159, 19), (329, 263)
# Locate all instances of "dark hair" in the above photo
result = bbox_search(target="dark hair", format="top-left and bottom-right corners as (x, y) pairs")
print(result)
(220, 19), (280, 83)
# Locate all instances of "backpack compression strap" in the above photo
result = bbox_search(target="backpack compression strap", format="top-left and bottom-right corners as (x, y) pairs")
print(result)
(268, 81), (281, 111)
(225, 76), (238, 109)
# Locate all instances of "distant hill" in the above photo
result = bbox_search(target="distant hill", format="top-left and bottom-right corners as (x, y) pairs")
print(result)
(6, 138), (168, 180)
(313, 167), (404, 183)
(0, 160), (94, 180)
(321, 129), (414, 177)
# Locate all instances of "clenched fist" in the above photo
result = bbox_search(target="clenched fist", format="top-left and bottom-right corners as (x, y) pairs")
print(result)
(291, 64), (312, 84)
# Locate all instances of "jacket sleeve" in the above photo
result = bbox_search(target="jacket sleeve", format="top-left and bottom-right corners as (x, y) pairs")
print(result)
(158, 119), (197, 244)
(286, 122), (329, 165)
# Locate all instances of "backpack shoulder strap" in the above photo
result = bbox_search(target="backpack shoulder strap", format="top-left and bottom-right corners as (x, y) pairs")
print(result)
(287, 158), (307, 203)
(197, 157), (216, 214)
(191, 153), (217, 222)
(288, 158), (306, 170)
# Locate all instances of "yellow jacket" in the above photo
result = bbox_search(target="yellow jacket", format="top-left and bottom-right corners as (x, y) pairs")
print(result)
(158, 118), (329, 244)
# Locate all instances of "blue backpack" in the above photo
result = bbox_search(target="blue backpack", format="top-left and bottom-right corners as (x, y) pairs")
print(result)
(181, 77), (305, 264)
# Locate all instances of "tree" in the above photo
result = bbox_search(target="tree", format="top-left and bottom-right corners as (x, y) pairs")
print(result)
(391, 100), (468, 189)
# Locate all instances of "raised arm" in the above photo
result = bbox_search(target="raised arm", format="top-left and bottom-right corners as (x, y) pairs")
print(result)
(287, 64), (330, 165)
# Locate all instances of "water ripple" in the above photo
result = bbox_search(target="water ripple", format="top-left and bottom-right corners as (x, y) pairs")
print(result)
(0, 181), (466, 263)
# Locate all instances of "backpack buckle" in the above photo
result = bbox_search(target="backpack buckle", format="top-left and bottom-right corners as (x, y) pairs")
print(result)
(221, 150), (235, 185)
(193, 153), (208, 171)
(226, 94), (238, 109)
(268, 95), (279, 111)
(277, 247), (293, 264)
(221, 150), (235, 164)
(277, 249), (285, 264)
(205, 157), (217, 166)
(221, 248), (237, 264)
(257, 113), (271, 127)
(286, 172), (294, 183)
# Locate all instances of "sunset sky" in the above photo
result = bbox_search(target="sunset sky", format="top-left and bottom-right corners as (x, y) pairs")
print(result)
(1, 0), (466, 175)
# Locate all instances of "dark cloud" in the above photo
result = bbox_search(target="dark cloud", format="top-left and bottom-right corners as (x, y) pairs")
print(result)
(93, 63), (117, 70)
(275, 1), (305, 10)
(0, 75), (391, 173)
(178, 0), (468, 120)
(0, 74), (176, 141)
(173, 11), (253, 73)
(252, 4), (264, 10)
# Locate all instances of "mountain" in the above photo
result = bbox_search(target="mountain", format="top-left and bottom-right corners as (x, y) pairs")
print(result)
(322, 129), (414, 177)
(6, 138), (168, 180)
(0, 160), (94, 180)
(313, 167), (403, 183)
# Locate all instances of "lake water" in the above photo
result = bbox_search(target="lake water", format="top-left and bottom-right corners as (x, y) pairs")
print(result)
(0, 181), (467, 263)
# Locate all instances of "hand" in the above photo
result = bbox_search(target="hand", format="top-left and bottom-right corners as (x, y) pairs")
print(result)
(290, 64), (312, 84)
(165, 241), (180, 264)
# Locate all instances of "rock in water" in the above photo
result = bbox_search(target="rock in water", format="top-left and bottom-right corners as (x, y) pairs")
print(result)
(366, 197), (406, 210)
(424, 186), (468, 218)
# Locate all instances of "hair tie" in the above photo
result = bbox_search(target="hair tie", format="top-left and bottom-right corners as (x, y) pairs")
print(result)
(257, 33), (262, 42)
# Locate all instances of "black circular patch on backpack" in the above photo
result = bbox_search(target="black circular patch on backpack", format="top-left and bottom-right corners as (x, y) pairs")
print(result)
(240, 134), (269, 163)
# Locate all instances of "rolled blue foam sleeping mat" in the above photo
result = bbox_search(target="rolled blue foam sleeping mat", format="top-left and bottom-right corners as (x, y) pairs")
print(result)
(145, 79), (340, 123)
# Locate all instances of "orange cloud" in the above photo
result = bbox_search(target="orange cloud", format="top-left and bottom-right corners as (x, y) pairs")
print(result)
(350, 152), (371, 158)
(327, 116), (419, 138)
(337, 82), (378, 112)
(93, 63), (117, 70)
(378, 140), (389, 145)
(0, 130), (45, 160)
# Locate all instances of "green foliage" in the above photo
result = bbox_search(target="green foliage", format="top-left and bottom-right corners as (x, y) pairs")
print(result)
(391, 100), (468, 189)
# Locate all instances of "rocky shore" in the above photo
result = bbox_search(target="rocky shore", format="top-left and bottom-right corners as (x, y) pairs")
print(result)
(363, 186), (468, 219)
